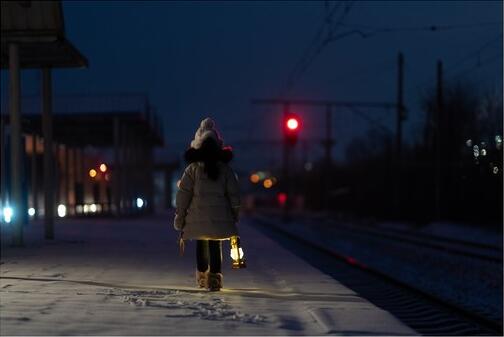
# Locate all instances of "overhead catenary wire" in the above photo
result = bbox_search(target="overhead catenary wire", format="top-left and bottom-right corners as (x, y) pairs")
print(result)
(283, 1), (346, 93)
(448, 52), (503, 81)
(405, 33), (503, 97)
(291, 2), (355, 88)
(337, 21), (502, 37)
(281, 5), (500, 98)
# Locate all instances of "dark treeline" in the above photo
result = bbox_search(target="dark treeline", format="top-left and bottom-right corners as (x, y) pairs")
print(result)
(300, 83), (503, 228)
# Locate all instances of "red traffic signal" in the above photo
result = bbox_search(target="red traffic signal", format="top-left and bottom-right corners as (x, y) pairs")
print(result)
(277, 192), (287, 206)
(283, 114), (301, 146)
(286, 117), (299, 131)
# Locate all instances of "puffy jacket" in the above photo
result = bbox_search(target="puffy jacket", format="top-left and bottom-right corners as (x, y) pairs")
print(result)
(174, 161), (240, 240)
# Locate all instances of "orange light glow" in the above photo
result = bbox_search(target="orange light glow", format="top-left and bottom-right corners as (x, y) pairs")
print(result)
(250, 174), (260, 184)
(99, 163), (107, 172)
(263, 178), (273, 189)
(286, 118), (299, 130)
(89, 169), (97, 178)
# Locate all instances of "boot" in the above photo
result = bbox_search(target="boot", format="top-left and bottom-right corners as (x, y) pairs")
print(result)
(196, 269), (208, 288)
(207, 272), (223, 291)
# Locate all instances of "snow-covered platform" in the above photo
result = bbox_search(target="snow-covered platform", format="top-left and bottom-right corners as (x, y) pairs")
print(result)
(0, 213), (416, 335)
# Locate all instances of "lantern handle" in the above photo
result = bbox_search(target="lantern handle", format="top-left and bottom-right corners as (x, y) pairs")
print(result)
(178, 231), (185, 256)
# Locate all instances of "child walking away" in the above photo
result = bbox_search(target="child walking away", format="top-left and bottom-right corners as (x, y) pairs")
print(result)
(174, 118), (240, 291)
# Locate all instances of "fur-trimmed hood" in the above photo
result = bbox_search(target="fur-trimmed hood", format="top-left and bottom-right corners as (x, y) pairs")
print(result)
(184, 146), (234, 164)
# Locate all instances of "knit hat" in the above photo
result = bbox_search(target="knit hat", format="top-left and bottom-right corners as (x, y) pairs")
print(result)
(190, 117), (224, 149)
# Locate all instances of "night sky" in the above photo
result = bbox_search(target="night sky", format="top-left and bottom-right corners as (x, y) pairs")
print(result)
(1, 1), (502, 171)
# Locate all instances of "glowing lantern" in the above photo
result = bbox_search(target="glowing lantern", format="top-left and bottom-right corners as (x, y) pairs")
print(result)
(99, 163), (107, 173)
(89, 169), (97, 178)
(230, 236), (246, 269)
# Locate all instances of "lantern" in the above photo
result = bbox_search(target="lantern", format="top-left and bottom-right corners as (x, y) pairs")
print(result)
(230, 236), (246, 269)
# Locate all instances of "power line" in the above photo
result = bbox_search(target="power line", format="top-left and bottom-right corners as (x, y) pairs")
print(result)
(293, 1), (355, 85)
(284, 2), (343, 92)
(406, 33), (503, 97)
(282, 5), (500, 97)
(282, 1), (354, 95)
(338, 21), (502, 37)
(444, 33), (503, 76)
(448, 52), (503, 81)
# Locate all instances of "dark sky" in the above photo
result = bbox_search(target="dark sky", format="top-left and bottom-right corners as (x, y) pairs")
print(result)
(1, 1), (502, 170)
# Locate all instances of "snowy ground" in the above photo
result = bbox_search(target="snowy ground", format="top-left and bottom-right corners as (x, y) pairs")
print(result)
(253, 212), (503, 323)
(0, 212), (416, 336)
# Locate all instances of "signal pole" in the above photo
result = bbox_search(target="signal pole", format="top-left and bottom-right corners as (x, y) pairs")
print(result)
(324, 104), (334, 210)
(435, 60), (443, 220)
(252, 98), (398, 213)
(282, 103), (291, 222)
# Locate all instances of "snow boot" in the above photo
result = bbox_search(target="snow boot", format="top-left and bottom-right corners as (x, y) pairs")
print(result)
(207, 272), (223, 291)
(196, 270), (208, 288)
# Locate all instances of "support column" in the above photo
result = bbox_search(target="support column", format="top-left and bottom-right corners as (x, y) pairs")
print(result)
(113, 117), (121, 215)
(0, 106), (5, 212)
(145, 143), (154, 214)
(68, 147), (75, 215)
(120, 122), (128, 213)
(42, 67), (54, 239)
(64, 145), (70, 210)
(31, 134), (38, 219)
(9, 43), (23, 246)
(123, 124), (131, 213)
(75, 148), (84, 211)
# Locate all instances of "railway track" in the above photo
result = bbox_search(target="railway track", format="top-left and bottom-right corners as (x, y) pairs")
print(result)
(252, 217), (503, 336)
(315, 219), (502, 263)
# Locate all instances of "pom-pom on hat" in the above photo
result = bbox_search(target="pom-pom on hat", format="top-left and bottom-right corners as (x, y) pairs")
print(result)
(190, 117), (224, 149)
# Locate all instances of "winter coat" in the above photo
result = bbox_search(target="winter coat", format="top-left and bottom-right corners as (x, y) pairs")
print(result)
(174, 148), (240, 240)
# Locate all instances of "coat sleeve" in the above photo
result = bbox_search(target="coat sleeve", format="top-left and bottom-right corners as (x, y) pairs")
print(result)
(174, 164), (195, 231)
(225, 166), (241, 223)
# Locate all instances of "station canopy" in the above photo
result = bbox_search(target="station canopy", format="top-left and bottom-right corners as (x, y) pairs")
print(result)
(0, 1), (87, 69)
(1, 94), (165, 147)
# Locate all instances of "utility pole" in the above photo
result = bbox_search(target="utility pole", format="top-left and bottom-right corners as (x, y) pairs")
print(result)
(396, 52), (404, 164)
(435, 60), (443, 220)
(324, 104), (334, 210)
(394, 52), (405, 216)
